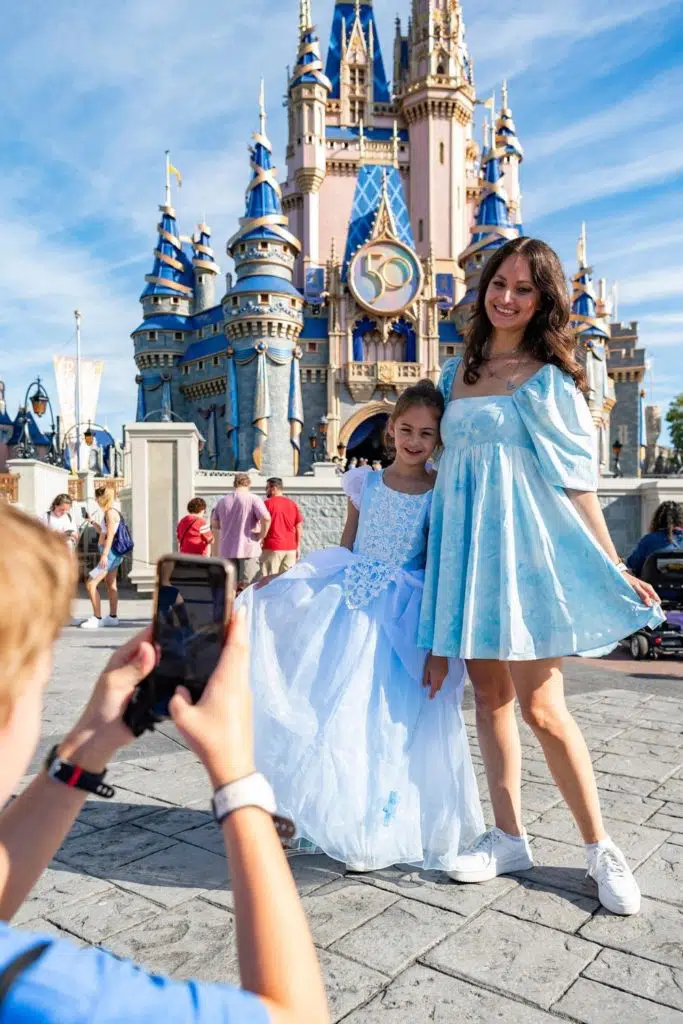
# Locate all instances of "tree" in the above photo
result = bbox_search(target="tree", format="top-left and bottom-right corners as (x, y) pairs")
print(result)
(666, 394), (683, 453)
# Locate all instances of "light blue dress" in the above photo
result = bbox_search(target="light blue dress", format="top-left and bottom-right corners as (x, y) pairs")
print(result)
(418, 358), (663, 661)
(238, 468), (483, 871)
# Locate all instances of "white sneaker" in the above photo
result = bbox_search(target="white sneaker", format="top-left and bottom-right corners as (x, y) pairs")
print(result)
(586, 840), (641, 915)
(447, 827), (533, 883)
(346, 864), (373, 874)
(101, 616), (120, 627)
(79, 616), (102, 630)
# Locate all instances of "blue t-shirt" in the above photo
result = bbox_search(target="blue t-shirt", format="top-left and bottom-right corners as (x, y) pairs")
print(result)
(0, 924), (269, 1023)
(626, 529), (683, 577)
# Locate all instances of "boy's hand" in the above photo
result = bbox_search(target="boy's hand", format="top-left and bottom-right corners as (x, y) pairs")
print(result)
(422, 653), (449, 700)
(58, 627), (156, 772)
(170, 609), (255, 788)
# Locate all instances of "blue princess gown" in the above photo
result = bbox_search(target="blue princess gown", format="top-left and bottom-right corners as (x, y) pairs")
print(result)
(238, 468), (484, 871)
(419, 358), (663, 661)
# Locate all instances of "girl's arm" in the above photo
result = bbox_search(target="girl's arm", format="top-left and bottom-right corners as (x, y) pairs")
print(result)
(340, 500), (360, 551)
(567, 490), (658, 605)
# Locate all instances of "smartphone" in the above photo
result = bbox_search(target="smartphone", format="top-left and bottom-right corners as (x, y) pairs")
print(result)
(124, 554), (236, 736)
(81, 506), (89, 519)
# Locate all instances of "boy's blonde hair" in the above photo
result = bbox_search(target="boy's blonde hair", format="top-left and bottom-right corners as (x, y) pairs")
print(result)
(95, 485), (115, 511)
(0, 503), (75, 726)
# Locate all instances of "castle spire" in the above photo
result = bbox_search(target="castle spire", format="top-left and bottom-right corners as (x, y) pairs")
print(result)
(140, 152), (194, 304)
(192, 220), (220, 313)
(495, 79), (524, 230)
(325, 1), (390, 105)
(228, 88), (301, 253)
(290, 0), (332, 92)
(570, 223), (609, 342)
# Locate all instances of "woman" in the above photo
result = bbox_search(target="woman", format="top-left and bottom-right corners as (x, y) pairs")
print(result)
(43, 494), (78, 550)
(627, 501), (683, 578)
(80, 485), (122, 630)
(419, 237), (662, 916)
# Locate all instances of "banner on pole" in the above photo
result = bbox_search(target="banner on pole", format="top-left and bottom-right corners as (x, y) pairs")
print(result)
(52, 356), (104, 469)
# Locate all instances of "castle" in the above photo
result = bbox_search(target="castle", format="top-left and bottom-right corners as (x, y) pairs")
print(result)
(132, 0), (649, 478)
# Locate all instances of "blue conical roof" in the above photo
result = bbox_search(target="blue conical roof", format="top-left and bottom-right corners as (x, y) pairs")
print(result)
(192, 222), (220, 274)
(291, 2), (331, 92)
(459, 128), (517, 268)
(571, 227), (609, 341)
(228, 91), (301, 253)
(495, 84), (524, 162)
(141, 202), (194, 300)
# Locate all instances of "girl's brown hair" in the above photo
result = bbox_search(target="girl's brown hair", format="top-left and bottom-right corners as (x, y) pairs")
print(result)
(650, 501), (683, 542)
(463, 236), (586, 392)
(385, 379), (445, 458)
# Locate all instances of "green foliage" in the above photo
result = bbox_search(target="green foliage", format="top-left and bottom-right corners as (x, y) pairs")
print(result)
(666, 394), (683, 452)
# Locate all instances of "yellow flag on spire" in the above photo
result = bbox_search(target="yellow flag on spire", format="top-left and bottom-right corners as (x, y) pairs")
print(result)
(169, 161), (183, 188)
(482, 96), (494, 111)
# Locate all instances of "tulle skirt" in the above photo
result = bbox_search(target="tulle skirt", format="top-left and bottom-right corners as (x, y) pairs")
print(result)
(237, 547), (484, 871)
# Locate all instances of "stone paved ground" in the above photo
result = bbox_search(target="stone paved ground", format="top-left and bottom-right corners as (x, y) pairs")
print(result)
(14, 597), (683, 1022)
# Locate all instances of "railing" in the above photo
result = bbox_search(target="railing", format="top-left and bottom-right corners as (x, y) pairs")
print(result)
(344, 361), (424, 401)
(94, 477), (126, 497)
(68, 477), (85, 501)
(0, 474), (18, 503)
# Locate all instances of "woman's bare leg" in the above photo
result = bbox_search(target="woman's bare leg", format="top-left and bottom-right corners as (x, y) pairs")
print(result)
(105, 570), (119, 617)
(86, 576), (101, 617)
(510, 658), (606, 844)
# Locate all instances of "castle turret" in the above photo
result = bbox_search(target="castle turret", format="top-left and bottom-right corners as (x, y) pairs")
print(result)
(453, 119), (517, 338)
(570, 223), (613, 473)
(223, 84), (305, 475)
(133, 154), (193, 422)
(286, 0), (331, 284)
(495, 81), (524, 230)
(192, 222), (220, 314)
(399, 0), (475, 268)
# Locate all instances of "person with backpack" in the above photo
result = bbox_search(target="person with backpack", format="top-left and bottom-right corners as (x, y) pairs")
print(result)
(80, 485), (133, 630)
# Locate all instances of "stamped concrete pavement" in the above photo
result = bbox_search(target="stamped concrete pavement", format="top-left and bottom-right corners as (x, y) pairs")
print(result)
(13, 597), (683, 1022)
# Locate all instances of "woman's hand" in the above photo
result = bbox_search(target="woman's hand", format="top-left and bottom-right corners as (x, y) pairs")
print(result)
(423, 653), (449, 700)
(97, 554), (109, 571)
(622, 571), (659, 607)
(170, 608), (255, 788)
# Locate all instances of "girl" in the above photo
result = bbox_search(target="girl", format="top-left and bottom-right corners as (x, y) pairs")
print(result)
(419, 237), (662, 915)
(239, 381), (483, 872)
(627, 500), (683, 578)
(80, 486), (122, 630)
(43, 494), (78, 550)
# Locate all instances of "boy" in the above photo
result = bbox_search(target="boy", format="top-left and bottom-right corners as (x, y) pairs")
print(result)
(0, 503), (328, 1023)
(177, 497), (214, 556)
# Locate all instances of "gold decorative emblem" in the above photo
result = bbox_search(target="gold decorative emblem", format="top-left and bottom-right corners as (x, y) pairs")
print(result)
(349, 239), (423, 316)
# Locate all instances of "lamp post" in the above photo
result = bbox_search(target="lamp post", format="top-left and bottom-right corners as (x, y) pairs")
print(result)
(612, 439), (623, 478)
(14, 377), (60, 464)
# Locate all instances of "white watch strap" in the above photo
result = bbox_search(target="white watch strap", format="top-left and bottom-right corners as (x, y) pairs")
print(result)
(212, 773), (295, 840)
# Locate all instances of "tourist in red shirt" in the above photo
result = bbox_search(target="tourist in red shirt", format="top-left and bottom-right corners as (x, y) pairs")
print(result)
(176, 497), (214, 556)
(261, 478), (303, 577)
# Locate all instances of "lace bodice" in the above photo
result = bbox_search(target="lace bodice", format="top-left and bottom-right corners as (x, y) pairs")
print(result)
(343, 471), (432, 609)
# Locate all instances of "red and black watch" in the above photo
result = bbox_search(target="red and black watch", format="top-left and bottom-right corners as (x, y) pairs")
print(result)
(44, 744), (115, 799)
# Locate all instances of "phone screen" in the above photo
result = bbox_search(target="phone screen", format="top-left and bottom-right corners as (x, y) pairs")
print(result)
(149, 557), (230, 718)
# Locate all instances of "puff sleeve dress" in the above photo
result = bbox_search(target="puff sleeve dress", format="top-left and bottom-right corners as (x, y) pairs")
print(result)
(418, 358), (663, 660)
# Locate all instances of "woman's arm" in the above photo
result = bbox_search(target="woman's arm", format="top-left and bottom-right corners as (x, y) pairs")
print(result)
(339, 500), (360, 551)
(567, 490), (658, 605)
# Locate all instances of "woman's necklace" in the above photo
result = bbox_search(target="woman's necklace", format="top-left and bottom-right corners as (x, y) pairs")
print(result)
(484, 349), (529, 391)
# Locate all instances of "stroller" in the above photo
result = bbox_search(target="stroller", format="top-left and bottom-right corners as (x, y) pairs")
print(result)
(621, 548), (683, 659)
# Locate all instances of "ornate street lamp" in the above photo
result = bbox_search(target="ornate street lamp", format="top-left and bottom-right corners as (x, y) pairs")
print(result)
(15, 377), (60, 463)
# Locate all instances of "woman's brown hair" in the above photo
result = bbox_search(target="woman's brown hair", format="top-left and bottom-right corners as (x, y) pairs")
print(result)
(463, 236), (587, 392)
(650, 501), (683, 541)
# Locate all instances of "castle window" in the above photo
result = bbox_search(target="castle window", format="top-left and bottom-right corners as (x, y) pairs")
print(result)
(446, 345), (455, 355)
(232, 297), (239, 307)
(439, 141), (445, 165)
(213, 356), (219, 366)
(290, 298), (297, 308)
(148, 331), (157, 340)
(172, 297), (179, 304)
(183, 365), (189, 375)
(198, 361), (204, 371)
(260, 294), (269, 303)
(152, 297), (160, 304)
(418, 220), (424, 243)
(239, 245), (246, 253)
(308, 342), (318, 353)
(260, 242), (268, 250)
(175, 332), (183, 341)
(213, 324), (219, 334)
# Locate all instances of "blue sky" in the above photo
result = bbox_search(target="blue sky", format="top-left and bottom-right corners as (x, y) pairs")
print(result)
(0, 0), (681, 441)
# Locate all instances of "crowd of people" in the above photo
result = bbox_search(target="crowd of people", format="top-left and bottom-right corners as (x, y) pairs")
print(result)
(0, 235), (672, 1019)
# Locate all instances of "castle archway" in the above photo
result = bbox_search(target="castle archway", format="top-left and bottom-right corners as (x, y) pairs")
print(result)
(340, 401), (395, 467)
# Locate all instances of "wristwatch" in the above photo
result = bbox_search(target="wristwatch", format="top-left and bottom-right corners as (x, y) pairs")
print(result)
(44, 744), (115, 799)
(212, 772), (295, 840)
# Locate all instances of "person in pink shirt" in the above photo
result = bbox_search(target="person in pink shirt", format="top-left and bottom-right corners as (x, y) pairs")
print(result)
(211, 474), (271, 591)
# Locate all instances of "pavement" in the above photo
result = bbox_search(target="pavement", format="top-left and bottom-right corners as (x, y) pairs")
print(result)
(13, 596), (683, 1022)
